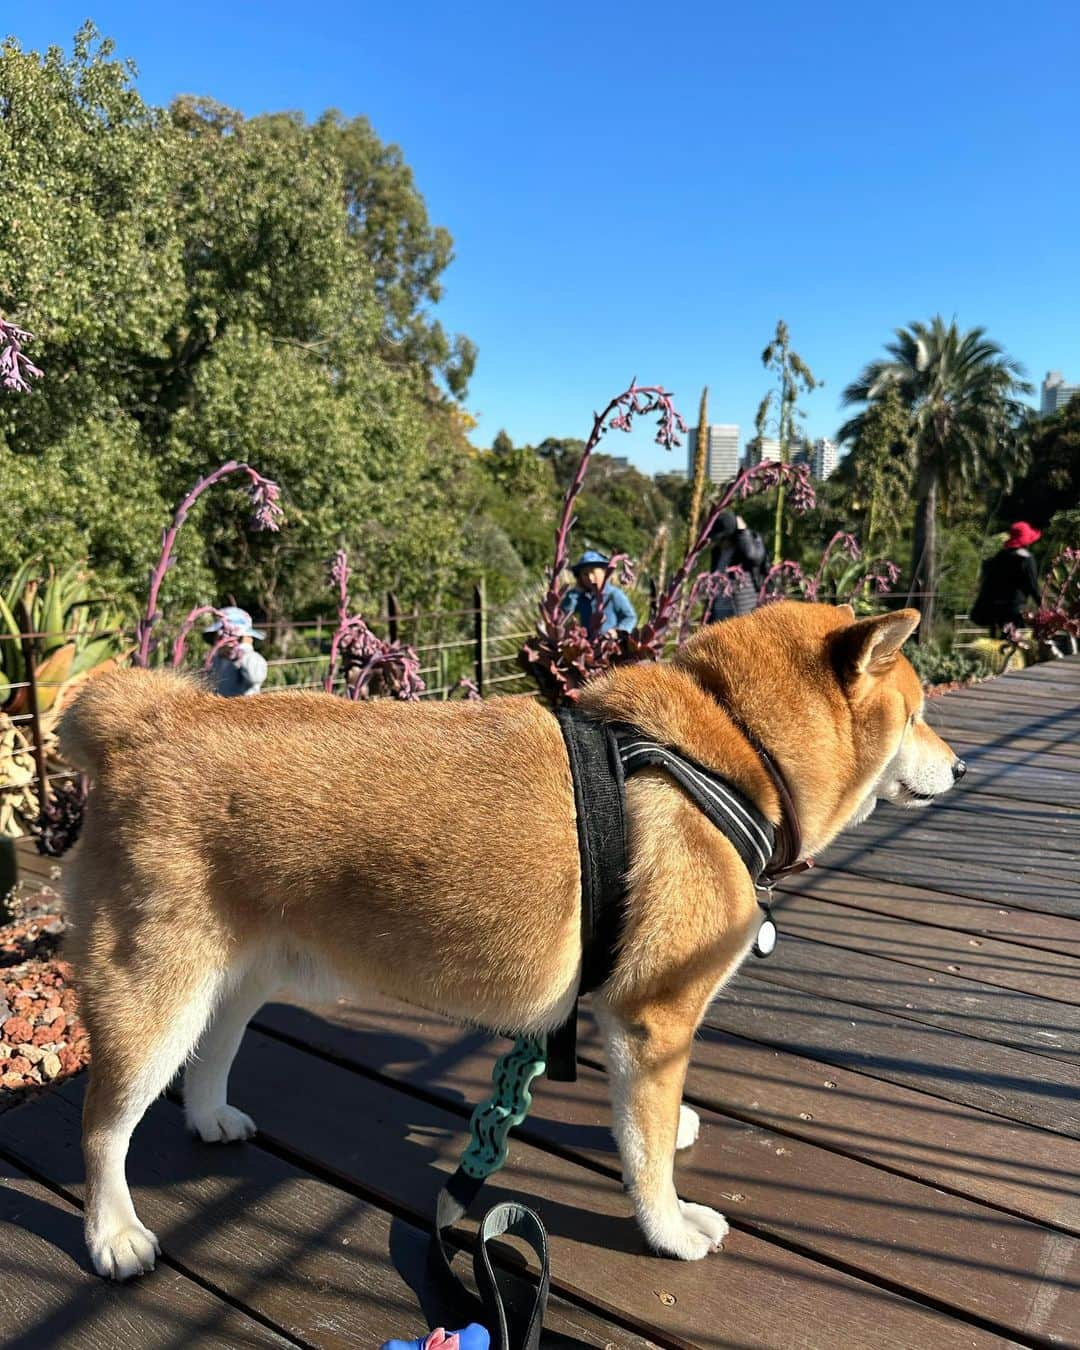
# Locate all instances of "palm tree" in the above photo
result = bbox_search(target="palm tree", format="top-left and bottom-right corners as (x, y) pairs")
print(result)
(839, 318), (1031, 635)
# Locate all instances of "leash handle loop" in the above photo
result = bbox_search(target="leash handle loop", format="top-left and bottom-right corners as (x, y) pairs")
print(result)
(434, 1039), (552, 1350)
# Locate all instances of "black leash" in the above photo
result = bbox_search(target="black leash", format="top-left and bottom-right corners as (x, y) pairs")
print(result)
(432, 1173), (550, 1350)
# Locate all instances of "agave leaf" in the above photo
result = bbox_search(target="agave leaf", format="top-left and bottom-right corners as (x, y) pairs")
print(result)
(70, 633), (125, 678)
(0, 594), (26, 705)
(6, 642), (76, 717)
(39, 567), (69, 657)
(3, 558), (41, 612)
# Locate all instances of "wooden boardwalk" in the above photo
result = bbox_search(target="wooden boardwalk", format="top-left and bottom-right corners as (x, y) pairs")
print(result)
(2, 661), (1078, 1348)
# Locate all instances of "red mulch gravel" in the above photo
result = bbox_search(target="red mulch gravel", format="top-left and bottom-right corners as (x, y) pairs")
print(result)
(0, 898), (88, 1113)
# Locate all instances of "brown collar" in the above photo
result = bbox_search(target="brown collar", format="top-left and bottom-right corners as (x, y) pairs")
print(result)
(723, 711), (813, 883)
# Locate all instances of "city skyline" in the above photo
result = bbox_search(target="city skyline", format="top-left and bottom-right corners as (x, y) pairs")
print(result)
(1041, 371), (1079, 417)
(686, 424), (740, 485)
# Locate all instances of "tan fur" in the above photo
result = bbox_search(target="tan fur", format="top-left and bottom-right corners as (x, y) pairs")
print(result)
(58, 601), (960, 1276)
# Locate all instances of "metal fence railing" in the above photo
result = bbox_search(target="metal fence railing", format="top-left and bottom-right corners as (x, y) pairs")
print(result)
(1, 588), (540, 843)
(2, 585), (985, 844)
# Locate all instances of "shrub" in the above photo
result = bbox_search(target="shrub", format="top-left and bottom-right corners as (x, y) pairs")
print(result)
(906, 641), (994, 687)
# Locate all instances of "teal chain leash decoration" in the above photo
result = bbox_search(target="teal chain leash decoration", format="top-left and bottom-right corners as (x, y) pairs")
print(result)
(459, 1035), (548, 1180)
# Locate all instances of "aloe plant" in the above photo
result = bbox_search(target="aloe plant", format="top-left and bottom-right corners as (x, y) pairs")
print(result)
(0, 562), (129, 714)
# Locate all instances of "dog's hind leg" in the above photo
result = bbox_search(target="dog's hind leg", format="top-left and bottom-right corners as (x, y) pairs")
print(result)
(81, 958), (226, 1280)
(184, 964), (276, 1143)
(598, 992), (727, 1262)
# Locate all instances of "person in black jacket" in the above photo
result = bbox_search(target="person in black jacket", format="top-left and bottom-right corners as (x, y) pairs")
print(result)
(971, 521), (1042, 635)
(707, 511), (770, 622)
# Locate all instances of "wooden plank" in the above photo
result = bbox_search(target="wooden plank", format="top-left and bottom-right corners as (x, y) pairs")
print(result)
(0, 1154), (294, 1349)
(740, 935), (1080, 1065)
(251, 998), (1079, 1343)
(944, 677), (1080, 706)
(918, 707), (1080, 750)
(891, 794), (1080, 856)
(220, 1027), (1015, 1349)
(821, 833), (1080, 900)
(11, 840), (64, 885)
(831, 812), (1080, 886)
(705, 980), (1080, 1137)
(928, 696), (1080, 727)
(958, 739), (1080, 776)
(927, 709), (1080, 748)
(944, 684), (1080, 713)
(0, 1083), (650, 1350)
(776, 868), (1080, 962)
(988, 663), (1080, 691)
(937, 763), (1080, 808)
(262, 992), (1080, 1239)
(816, 844), (1080, 915)
(578, 1012), (1080, 1241)
(928, 714), (1080, 756)
(773, 894), (1080, 1004)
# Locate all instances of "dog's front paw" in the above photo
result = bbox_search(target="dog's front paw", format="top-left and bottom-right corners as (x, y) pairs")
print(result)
(188, 1104), (257, 1143)
(88, 1220), (160, 1280)
(676, 1104), (700, 1150)
(644, 1199), (728, 1260)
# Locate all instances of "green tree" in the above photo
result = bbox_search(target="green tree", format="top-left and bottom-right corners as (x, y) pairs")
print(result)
(1005, 393), (1080, 526)
(0, 27), (478, 624)
(840, 317), (1031, 635)
(842, 384), (914, 552)
(754, 320), (818, 558)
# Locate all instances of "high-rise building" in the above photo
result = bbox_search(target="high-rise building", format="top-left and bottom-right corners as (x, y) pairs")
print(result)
(1041, 372), (1080, 416)
(744, 436), (780, 468)
(812, 438), (838, 480)
(686, 424), (740, 484)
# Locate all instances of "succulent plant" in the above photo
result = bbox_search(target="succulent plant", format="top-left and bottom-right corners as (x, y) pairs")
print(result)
(0, 561), (129, 716)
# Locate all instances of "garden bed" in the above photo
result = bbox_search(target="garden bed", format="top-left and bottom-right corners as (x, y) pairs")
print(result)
(0, 884), (87, 1112)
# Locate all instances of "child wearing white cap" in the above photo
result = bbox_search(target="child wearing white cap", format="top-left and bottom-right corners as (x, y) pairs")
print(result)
(204, 606), (269, 696)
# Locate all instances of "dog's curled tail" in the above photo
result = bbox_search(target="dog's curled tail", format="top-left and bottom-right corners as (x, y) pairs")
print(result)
(59, 667), (191, 774)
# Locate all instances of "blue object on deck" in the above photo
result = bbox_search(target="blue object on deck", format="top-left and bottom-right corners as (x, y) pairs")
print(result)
(380, 1324), (490, 1350)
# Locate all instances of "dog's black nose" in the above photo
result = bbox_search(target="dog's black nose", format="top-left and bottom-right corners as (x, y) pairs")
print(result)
(952, 759), (967, 781)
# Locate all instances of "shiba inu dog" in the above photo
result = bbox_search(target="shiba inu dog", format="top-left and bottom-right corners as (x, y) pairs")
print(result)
(58, 601), (962, 1279)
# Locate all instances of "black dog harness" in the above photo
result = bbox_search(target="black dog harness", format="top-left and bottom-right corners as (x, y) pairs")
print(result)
(548, 706), (793, 1081)
(430, 705), (805, 1347)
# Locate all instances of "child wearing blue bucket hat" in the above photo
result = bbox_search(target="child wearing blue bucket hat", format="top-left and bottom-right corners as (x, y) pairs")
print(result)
(561, 549), (637, 635)
(204, 605), (269, 697)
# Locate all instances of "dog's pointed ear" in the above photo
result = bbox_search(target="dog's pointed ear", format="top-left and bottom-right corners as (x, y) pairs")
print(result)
(834, 603), (856, 623)
(833, 609), (920, 681)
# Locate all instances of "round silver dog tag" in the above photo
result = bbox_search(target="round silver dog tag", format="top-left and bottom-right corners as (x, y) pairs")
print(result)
(753, 916), (777, 958)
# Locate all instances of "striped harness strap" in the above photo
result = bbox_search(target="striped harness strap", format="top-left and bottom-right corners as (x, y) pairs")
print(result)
(614, 726), (776, 885)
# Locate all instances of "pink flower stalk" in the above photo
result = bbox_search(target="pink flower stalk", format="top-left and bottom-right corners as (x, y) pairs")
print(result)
(520, 439), (821, 703)
(133, 461), (284, 668)
(451, 675), (482, 702)
(519, 380), (688, 704)
(677, 566), (749, 643)
(1027, 547), (1080, 647)
(640, 460), (816, 649)
(324, 549), (425, 700)
(170, 604), (229, 668)
(0, 318), (43, 393)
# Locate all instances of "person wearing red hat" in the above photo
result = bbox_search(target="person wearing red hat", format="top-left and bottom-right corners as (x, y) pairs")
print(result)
(971, 522), (1042, 635)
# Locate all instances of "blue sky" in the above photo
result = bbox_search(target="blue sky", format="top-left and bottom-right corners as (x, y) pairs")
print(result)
(14, 2), (1080, 475)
